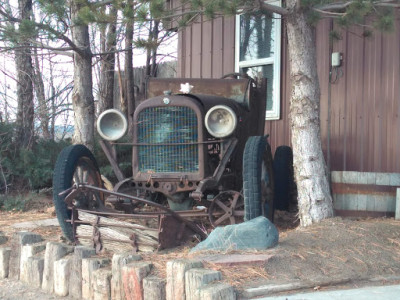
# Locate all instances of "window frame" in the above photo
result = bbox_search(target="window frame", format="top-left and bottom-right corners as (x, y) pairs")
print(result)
(234, 3), (282, 120)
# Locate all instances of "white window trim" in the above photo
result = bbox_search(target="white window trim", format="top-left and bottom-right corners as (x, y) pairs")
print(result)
(235, 3), (282, 120)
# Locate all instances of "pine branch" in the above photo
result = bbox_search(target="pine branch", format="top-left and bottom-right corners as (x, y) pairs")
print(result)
(1, 44), (74, 57)
(316, 0), (400, 11)
(0, 7), (85, 57)
(258, 1), (290, 16)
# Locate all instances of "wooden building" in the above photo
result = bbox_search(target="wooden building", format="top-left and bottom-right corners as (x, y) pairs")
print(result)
(173, 11), (400, 174)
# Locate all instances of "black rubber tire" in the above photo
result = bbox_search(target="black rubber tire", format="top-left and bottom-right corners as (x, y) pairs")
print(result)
(243, 136), (274, 221)
(273, 146), (294, 211)
(52, 144), (102, 242)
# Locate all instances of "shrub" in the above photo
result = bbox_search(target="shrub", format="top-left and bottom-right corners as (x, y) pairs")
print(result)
(0, 194), (28, 211)
(18, 139), (71, 189)
(0, 122), (71, 192)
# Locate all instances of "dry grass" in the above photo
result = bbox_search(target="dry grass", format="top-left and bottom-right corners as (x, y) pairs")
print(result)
(3, 200), (400, 292)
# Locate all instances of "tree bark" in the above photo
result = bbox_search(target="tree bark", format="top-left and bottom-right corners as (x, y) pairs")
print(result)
(98, 6), (118, 113)
(49, 62), (56, 140)
(33, 47), (50, 139)
(124, 4), (135, 134)
(145, 20), (160, 78)
(285, 0), (333, 226)
(70, 0), (95, 149)
(150, 20), (160, 77)
(15, 0), (34, 149)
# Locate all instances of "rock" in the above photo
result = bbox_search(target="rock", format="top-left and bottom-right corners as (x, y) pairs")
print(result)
(191, 217), (278, 252)
(199, 254), (274, 266)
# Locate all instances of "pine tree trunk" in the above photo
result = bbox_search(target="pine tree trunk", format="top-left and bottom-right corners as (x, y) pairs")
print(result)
(49, 63), (56, 140)
(285, 1), (333, 226)
(150, 20), (160, 77)
(33, 47), (50, 139)
(125, 7), (135, 134)
(71, 0), (95, 149)
(98, 6), (118, 113)
(15, 0), (34, 149)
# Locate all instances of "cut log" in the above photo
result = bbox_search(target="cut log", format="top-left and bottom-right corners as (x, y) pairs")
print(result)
(0, 248), (11, 279)
(42, 242), (74, 293)
(76, 211), (159, 252)
(197, 282), (236, 300)
(143, 276), (166, 300)
(54, 256), (71, 297)
(8, 232), (42, 280)
(82, 258), (110, 300)
(69, 246), (96, 299)
(111, 253), (142, 300)
(122, 262), (152, 300)
(166, 259), (203, 300)
(185, 268), (222, 300)
(25, 256), (44, 288)
(20, 242), (46, 284)
(92, 268), (112, 300)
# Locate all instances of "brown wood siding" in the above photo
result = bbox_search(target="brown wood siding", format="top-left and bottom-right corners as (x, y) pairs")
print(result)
(264, 19), (291, 156)
(325, 17), (400, 172)
(177, 15), (400, 173)
(177, 16), (236, 78)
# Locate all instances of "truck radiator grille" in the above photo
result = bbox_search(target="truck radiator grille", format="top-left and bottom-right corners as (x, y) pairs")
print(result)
(137, 106), (199, 173)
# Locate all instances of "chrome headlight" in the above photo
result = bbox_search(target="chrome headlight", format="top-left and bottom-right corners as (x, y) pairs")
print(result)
(205, 105), (237, 138)
(97, 109), (128, 141)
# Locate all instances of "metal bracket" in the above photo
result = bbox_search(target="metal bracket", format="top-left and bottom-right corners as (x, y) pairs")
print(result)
(190, 138), (238, 201)
(92, 216), (103, 253)
(130, 234), (138, 253)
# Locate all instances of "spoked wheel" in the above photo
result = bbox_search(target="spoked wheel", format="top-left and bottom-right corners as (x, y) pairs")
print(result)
(208, 191), (244, 227)
(53, 144), (104, 242)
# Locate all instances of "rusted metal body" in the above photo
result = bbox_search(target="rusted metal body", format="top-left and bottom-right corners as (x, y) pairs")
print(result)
(146, 78), (253, 109)
(101, 77), (265, 202)
(59, 76), (268, 252)
(63, 183), (227, 251)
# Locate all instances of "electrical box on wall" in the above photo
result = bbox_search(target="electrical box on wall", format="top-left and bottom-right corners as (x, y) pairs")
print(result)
(331, 52), (342, 67)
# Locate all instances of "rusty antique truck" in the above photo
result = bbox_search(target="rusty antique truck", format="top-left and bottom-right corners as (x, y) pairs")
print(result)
(52, 76), (275, 252)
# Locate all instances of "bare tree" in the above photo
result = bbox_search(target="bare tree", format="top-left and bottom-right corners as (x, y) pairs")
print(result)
(70, 0), (95, 149)
(98, 5), (118, 113)
(14, 0), (35, 149)
(32, 46), (50, 139)
(125, 0), (135, 133)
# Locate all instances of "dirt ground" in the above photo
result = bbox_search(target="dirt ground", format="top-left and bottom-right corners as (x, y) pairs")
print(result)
(2, 196), (400, 296)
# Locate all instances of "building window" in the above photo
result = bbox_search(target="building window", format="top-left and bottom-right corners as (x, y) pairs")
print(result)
(235, 5), (281, 120)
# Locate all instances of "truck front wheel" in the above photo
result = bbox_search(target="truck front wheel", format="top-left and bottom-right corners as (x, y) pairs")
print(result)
(53, 144), (104, 242)
(242, 136), (274, 222)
